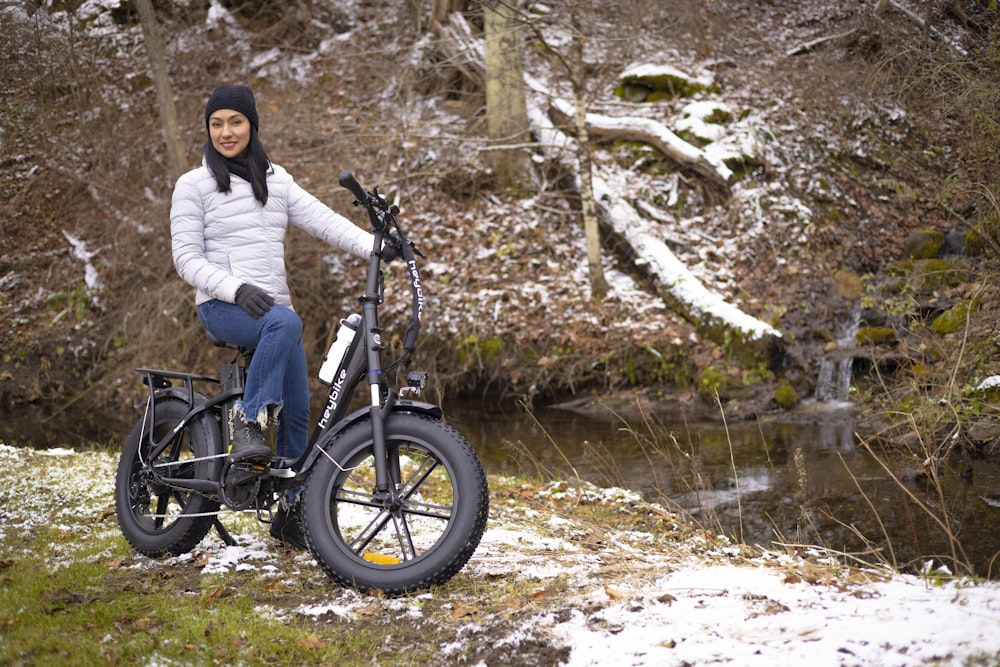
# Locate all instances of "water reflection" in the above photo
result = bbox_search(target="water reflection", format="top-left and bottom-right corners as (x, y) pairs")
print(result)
(446, 399), (1000, 579)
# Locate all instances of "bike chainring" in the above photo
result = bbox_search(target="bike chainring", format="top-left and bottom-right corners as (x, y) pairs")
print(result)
(220, 459), (268, 510)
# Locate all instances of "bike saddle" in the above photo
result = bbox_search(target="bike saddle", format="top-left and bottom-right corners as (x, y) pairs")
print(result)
(205, 331), (255, 356)
(205, 331), (228, 348)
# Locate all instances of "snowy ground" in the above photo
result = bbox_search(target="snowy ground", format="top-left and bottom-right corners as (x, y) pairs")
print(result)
(2, 444), (998, 666)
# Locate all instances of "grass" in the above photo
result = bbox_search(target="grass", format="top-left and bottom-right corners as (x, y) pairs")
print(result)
(0, 447), (442, 666)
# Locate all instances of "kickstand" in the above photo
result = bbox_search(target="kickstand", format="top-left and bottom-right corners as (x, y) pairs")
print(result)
(213, 518), (236, 546)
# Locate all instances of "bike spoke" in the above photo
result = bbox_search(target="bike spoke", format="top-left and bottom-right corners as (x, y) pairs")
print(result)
(390, 511), (417, 560)
(335, 487), (384, 508)
(348, 508), (394, 554)
(399, 497), (452, 521)
(396, 453), (439, 497)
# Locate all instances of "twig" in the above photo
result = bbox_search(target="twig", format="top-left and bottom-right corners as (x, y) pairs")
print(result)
(786, 28), (858, 57)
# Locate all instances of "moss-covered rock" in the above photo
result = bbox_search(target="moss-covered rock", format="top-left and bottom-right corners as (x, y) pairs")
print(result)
(882, 258), (968, 293)
(966, 229), (987, 256)
(930, 299), (980, 335)
(774, 378), (799, 409)
(903, 229), (945, 259)
(614, 64), (713, 102)
(856, 326), (897, 346)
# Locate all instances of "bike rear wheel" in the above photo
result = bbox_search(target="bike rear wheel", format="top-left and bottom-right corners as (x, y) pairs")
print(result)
(301, 412), (489, 594)
(115, 397), (222, 557)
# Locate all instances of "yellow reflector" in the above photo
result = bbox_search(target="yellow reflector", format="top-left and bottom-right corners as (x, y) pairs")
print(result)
(362, 552), (401, 565)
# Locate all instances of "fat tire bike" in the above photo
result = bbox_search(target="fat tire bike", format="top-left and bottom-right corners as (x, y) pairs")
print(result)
(114, 171), (489, 594)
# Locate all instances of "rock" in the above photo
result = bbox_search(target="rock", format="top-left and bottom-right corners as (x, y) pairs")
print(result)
(930, 299), (979, 335)
(903, 229), (945, 259)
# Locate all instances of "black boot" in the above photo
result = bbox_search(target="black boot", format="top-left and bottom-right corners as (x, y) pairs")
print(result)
(228, 415), (271, 463)
(270, 502), (308, 550)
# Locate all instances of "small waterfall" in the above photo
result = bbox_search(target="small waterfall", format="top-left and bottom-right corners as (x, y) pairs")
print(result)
(814, 353), (854, 402)
(814, 306), (861, 403)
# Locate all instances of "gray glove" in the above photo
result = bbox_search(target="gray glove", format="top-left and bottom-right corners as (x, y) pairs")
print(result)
(234, 283), (274, 318)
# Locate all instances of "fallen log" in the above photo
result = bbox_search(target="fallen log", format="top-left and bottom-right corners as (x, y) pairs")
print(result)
(547, 98), (732, 194)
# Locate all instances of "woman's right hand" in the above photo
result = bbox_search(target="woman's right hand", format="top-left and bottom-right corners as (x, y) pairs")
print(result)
(234, 283), (274, 318)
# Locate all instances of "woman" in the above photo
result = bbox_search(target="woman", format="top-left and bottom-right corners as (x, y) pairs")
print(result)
(170, 84), (373, 548)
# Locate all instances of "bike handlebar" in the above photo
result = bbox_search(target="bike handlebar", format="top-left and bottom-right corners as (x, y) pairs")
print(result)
(339, 170), (367, 202)
(339, 169), (423, 355)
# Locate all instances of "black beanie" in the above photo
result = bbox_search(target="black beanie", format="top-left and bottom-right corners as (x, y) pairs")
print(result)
(204, 84), (259, 132)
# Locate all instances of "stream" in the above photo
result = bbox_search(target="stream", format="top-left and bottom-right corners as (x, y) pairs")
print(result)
(446, 398), (1000, 579)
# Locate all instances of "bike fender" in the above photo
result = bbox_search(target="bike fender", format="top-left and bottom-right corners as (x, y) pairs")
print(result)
(299, 400), (443, 471)
(149, 387), (210, 408)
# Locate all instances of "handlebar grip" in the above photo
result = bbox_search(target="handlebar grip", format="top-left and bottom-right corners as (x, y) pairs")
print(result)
(339, 170), (368, 202)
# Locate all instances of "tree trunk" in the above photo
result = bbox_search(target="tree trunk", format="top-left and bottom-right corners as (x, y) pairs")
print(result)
(569, 6), (609, 300)
(484, 0), (532, 187)
(134, 0), (187, 183)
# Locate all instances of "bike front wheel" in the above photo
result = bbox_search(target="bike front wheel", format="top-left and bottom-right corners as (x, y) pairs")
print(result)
(115, 397), (222, 557)
(301, 412), (489, 594)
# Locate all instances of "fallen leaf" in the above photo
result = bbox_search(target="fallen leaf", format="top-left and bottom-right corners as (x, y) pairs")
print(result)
(202, 587), (224, 603)
(450, 603), (477, 619)
(605, 585), (625, 600)
(299, 635), (328, 649)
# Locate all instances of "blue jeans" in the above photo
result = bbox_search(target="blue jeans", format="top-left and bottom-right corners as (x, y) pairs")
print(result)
(197, 300), (310, 462)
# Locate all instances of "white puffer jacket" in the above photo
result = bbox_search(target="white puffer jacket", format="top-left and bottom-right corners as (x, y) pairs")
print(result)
(170, 161), (373, 309)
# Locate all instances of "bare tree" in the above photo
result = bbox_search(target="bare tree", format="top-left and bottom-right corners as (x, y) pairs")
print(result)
(483, 0), (532, 187)
(568, 5), (609, 299)
(134, 0), (187, 182)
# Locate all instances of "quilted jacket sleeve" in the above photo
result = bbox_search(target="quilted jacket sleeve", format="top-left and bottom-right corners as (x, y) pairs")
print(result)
(283, 171), (373, 258)
(170, 170), (244, 303)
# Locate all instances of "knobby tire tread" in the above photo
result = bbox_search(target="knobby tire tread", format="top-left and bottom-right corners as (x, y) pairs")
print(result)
(114, 397), (221, 558)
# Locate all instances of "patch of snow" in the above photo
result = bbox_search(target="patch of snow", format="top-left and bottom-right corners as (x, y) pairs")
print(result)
(541, 563), (1000, 666)
(62, 230), (104, 304)
(975, 375), (1000, 391)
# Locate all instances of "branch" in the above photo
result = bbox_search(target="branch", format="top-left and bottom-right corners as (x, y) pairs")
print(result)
(786, 28), (858, 56)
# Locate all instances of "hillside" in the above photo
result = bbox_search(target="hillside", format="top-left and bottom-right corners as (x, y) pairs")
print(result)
(1, 0), (999, 448)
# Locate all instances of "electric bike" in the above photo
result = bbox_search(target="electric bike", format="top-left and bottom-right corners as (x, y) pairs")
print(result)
(114, 171), (489, 594)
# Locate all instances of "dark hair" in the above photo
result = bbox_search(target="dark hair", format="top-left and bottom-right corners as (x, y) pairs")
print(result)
(204, 128), (271, 206)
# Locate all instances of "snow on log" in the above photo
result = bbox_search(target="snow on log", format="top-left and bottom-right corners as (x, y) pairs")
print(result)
(547, 98), (732, 193)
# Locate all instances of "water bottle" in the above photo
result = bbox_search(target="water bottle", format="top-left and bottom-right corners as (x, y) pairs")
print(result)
(318, 314), (361, 384)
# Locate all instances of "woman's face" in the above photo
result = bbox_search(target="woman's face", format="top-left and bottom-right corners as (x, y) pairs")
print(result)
(208, 109), (251, 158)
